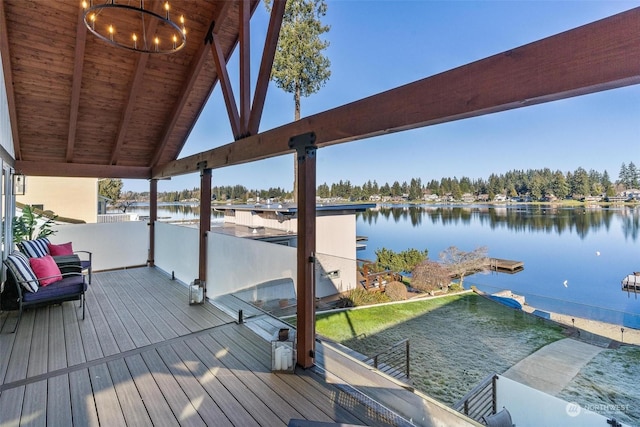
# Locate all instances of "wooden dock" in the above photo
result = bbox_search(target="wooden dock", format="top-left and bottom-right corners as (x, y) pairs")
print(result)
(622, 273), (640, 293)
(486, 258), (524, 273)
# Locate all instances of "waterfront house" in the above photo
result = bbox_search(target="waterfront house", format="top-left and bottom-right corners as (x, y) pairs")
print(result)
(16, 176), (99, 223)
(1, 2), (638, 425)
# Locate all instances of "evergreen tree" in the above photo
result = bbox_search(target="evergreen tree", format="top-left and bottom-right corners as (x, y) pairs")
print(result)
(266, 0), (331, 201)
(552, 170), (569, 199)
(628, 161), (639, 188)
(98, 178), (123, 209)
(408, 178), (422, 200)
(601, 170), (615, 196)
(570, 167), (590, 198)
(618, 162), (628, 187)
(317, 182), (330, 198)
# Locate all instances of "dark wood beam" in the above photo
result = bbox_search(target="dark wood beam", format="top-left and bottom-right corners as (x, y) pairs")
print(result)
(153, 8), (640, 179)
(248, 0), (285, 135)
(148, 179), (158, 267)
(199, 168), (212, 292)
(210, 37), (242, 139)
(239, 0), (251, 135)
(160, 0), (261, 162)
(0, 0), (21, 160)
(16, 161), (150, 179)
(290, 133), (317, 369)
(66, 3), (87, 162)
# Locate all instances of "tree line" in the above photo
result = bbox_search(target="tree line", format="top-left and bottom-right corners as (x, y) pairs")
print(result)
(319, 162), (638, 202)
(109, 161), (638, 205)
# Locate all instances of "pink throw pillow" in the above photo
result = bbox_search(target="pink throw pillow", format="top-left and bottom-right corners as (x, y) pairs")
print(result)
(29, 255), (63, 287)
(48, 242), (74, 256)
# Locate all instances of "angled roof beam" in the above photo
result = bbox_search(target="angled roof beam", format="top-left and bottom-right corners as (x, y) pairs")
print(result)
(210, 35), (242, 139)
(149, 2), (235, 168)
(248, 0), (285, 135)
(239, 0), (251, 136)
(66, 4), (88, 162)
(0, 0), (21, 161)
(153, 8), (640, 179)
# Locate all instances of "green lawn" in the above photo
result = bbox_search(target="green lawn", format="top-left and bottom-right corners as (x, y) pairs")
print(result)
(314, 293), (566, 405)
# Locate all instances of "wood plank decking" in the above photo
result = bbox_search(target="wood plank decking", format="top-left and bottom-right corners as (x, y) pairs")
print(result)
(0, 267), (402, 427)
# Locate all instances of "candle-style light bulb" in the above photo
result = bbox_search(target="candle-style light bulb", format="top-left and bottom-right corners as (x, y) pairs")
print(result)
(164, 2), (170, 19)
(108, 24), (114, 41)
(132, 33), (137, 49)
(90, 13), (96, 30)
(82, 1), (88, 10)
(154, 36), (159, 52)
(172, 34), (177, 49)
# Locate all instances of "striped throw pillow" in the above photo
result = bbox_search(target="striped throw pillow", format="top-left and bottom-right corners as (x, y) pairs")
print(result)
(18, 238), (50, 258)
(5, 251), (39, 293)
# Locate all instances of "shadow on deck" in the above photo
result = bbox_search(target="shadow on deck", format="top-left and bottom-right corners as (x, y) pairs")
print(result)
(0, 267), (423, 427)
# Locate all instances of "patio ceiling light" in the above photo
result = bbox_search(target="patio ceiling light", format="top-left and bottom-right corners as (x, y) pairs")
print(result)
(82, 0), (186, 54)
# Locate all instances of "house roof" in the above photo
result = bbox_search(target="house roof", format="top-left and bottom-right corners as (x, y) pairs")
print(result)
(1, 0), (258, 179)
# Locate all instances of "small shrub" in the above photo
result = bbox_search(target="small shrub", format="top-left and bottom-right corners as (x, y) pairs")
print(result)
(344, 288), (390, 307)
(449, 282), (464, 292)
(385, 281), (408, 301)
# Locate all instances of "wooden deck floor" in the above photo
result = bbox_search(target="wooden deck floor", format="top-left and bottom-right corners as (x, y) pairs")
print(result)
(0, 267), (401, 426)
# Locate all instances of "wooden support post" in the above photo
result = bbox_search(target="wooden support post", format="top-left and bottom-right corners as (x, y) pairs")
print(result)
(199, 167), (212, 296)
(290, 132), (317, 369)
(148, 179), (158, 266)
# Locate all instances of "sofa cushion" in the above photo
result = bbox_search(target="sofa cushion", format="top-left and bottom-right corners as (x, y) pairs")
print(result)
(5, 251), (39, 293)
(19, 238), (50, 258)
(48, 242), (74, 256)
(29, 255), (62, 286)
(22, 275), (86, 303)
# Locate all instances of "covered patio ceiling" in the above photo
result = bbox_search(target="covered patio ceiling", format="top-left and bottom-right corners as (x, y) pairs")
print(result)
(1, 2), (639, 181)
(1, 0), (262, 179)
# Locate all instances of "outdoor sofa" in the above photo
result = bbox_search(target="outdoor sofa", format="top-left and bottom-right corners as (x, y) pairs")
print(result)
(0, 238), (90, 333)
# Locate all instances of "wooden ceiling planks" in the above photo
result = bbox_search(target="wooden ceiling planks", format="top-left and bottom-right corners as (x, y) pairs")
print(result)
(5, 0), (255, 177)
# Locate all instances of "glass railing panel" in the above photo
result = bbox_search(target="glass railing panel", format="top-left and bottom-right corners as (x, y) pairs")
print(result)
(53, 221), (148, 270)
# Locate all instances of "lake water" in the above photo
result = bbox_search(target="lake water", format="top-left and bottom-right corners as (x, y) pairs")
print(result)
(357, 204), (640, 328)
(121, 203), (640, 327)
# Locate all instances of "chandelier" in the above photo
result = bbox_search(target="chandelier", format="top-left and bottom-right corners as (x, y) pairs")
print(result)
(82, 1), (187, 54)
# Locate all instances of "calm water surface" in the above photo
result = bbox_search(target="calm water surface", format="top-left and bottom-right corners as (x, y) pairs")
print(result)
(122, 203), (640, 327)
(357, 205), (640, 328)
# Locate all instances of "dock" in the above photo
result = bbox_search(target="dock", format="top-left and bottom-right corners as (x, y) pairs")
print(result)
(622, 273), (640, 294)
(486, 258), (524, 273)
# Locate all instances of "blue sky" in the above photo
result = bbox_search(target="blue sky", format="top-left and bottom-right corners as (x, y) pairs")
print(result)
(124, 0), (640, 193)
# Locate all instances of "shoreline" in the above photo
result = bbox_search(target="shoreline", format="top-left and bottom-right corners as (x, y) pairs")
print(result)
(522, 305), (640, 346)
(474, 288), (640, 345)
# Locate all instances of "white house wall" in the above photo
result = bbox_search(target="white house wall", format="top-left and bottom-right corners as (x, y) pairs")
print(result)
(17, 176), (98, 223)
